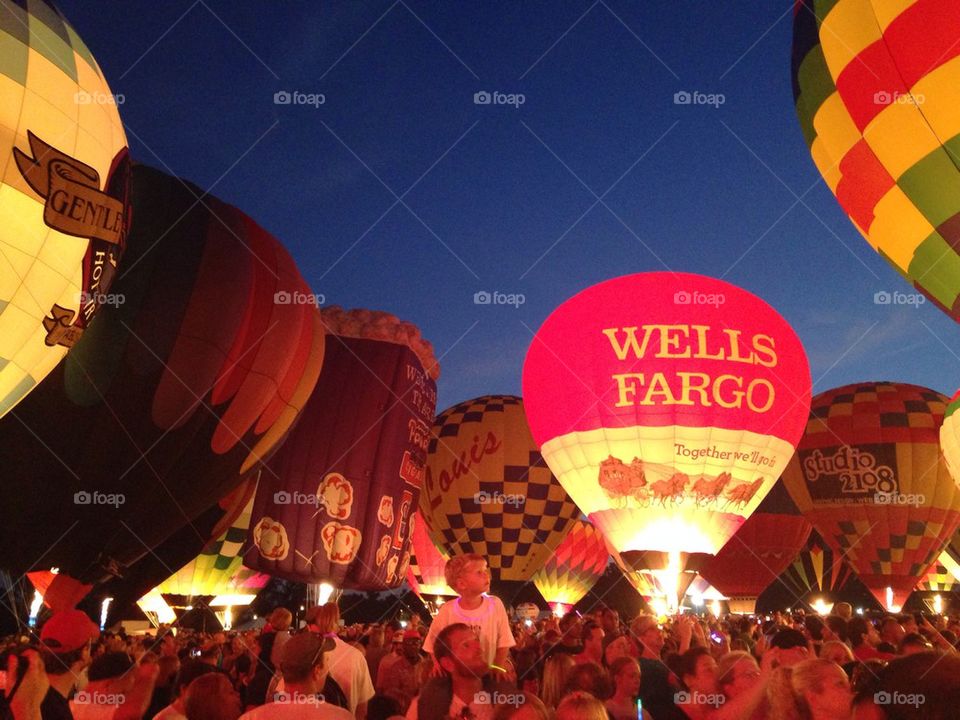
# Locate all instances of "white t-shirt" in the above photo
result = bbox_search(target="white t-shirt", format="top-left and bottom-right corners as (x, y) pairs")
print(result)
(239, 699), (352, 720)
(423, 595), (515, 665)
(326, 637), (375, 714)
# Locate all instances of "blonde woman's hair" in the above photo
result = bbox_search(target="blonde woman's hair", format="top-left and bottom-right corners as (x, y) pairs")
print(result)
(541, 652), (576, 709)
(556, 691), (608, 720)
(717, 650), (756, 690)
(493, 693), (551, 720)
(444, 553), (485, 591)
(819, 640), (854, 666)
(766, 658), (843, 720)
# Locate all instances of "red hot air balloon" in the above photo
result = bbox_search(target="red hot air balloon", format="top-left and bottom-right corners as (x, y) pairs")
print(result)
(533, 519), (609, 616)
(522, 273), (811, 606)
(244, 307), (439, 589)
(698, 479), (812, 614)
(781, 382), (960, 610)
(0, 165), (324, 585)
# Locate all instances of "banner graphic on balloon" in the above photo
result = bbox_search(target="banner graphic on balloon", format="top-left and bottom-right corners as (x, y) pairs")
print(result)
(522, 273), (812, 594)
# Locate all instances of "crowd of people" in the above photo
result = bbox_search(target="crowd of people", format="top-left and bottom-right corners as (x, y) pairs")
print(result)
(3, 553), (960, 719)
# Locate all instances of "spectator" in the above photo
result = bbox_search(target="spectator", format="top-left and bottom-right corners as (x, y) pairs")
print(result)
(492, 694), (551, 720)
(376, 630), (422, 711)
(574, 622), (605, 666)
(878, 617), (904, 654)
(563, 662), (611, 700)
(851, 652), (960, 720)
(39, 610), (99, 720)
(540, 653), (575, 710)
(70, 652), (158, 720)
(183, 674), (241, 720)
(606, 657), (651, 720)
(848, 619), (893, 662)
(556, 691), (608, 720)
(898, 633), (932, 656)
(766, 658), (851, 720)
(631, 615), (685, 720)
(305, 603), (375, 719)
(819, 641), (854, 667)
(767, 629), (810, 668)
(246, 608), (291, 707)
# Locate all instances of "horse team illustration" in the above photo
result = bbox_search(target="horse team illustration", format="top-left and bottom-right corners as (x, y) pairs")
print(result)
(597, 455), (764, 508)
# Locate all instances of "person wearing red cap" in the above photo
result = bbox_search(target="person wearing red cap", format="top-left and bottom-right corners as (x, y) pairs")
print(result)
(39, 610), (100, 720)
(376, 630), (423, 712)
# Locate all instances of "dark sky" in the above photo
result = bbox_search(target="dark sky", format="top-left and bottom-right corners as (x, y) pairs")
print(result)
(59, 0), (959, 410)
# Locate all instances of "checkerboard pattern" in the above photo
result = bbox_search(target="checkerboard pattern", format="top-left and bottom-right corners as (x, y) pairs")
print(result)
(422, 395), (581, 582)
(793, 0), (960, 320)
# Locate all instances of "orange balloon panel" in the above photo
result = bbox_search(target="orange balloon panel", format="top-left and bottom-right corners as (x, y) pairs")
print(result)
(781, 382), (960, 609)
(533, 520), (609, 607)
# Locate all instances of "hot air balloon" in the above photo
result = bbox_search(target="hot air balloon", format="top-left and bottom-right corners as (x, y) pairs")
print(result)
(781, 382), (960, 610)
(941, 390), (960, 478)
(0, 0), (131, 417)
(917, 550), (960, 593)
(420, 395), (581, 584)
(533, 519), (609, 616)
(698, 479), (812, 614)
(244, 307), (439, 590)
(792, 1), (960, 321)
(522, 273), (812, 609)
(407, 511), (455, 614)
(0, 165), (324, 585)
(777, 532), (854, 603)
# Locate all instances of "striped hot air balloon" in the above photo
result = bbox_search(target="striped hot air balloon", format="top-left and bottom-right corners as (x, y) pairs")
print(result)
(781, 382), (960, 610)
(522, 273), (811, 608)
(698, 479), (812, 614)
(778, 532), (854, 600)
(533, 519), (609, 615)
(0, 0), (131, 417)
(420, 395), (581, 584)
(406, 511), (454, 601)
(792, 0), (960, 321)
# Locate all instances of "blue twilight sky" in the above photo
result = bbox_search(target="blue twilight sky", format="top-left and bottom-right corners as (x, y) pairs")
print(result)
(59, 0), (959, 409)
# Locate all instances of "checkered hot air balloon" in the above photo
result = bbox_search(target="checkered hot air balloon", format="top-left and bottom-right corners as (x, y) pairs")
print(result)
(778, 531), (854, 600)
(698, 479), (812, 614)
(0, 165), (325, 585)
(917, 550), (960, 593)
(780, 382), (960, 610)
(522, 273), (811, 602)
(792, 0), (960, 320)
(245, 307), (439, 590)
(533, 520), (609, 615)
(0, 0), (131, 417)
(420, 395), (581, 584)
(407, 510), (455, 600)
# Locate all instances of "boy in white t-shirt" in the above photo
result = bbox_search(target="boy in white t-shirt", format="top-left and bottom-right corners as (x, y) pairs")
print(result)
(422, 554), (515, 674)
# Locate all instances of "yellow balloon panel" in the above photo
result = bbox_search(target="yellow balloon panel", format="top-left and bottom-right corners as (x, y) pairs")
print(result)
(0, 1), (129, 417)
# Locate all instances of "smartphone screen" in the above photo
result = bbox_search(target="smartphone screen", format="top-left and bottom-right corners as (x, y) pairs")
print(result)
(636, 698), (643, 719)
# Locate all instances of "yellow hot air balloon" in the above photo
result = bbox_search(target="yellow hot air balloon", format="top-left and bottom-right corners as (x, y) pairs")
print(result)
(420, 395), (580, 583)
(0, 0), (130, 416)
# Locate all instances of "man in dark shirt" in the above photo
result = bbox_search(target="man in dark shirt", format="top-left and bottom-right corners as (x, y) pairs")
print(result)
(632, 615), (685, 720)
(38, 610), (100, 720)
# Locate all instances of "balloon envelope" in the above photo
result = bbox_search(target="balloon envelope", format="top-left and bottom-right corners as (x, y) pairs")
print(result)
(793, 0), (960, 321)
(420, 395), (581, 583)
(407, 511), (455, 599)
(781, 382), (960, 609)
(533, 519), (609, 609)
(0, 0), (130, 416)
(522, 273), (811, 572)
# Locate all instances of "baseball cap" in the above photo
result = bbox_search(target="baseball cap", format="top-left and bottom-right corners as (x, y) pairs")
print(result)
(280, 633), (336, 676)
(40, 609), (99, 652)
